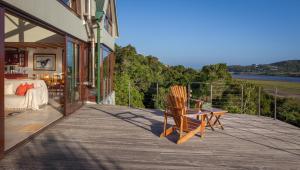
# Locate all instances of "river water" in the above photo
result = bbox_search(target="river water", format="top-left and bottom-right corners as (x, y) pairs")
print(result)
(232, 74), (300, 83)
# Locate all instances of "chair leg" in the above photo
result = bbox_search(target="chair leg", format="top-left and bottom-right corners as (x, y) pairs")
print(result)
(177, 125), (202, 144)
(160, 113), (168, 137)
(160, 126), (174, 137)
(200, 115), (207, 138)
(179, 116), (183, 139)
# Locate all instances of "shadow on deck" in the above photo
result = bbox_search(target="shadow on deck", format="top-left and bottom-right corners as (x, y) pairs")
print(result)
(0, 104), (299, 169)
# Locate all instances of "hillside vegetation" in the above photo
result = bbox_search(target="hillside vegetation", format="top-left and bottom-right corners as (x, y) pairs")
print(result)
(114, 45), (300, 127)
(238, 79), (300, 98)
(272, 60), (300, 72)
(228, 60), (300, 77)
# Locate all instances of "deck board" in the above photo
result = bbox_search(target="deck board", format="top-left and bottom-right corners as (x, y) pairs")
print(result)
(0, 104), (299, 170)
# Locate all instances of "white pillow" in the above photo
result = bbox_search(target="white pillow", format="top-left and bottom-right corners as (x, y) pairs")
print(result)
(5, 83), (14, 95)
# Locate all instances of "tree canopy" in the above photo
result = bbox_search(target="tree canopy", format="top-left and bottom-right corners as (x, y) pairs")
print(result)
(114, 44), (300, 127)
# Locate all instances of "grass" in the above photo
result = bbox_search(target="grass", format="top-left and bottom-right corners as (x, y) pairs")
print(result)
(235, 78), (300, 98)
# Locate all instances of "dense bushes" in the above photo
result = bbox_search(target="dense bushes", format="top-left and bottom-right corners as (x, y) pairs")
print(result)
(114, 44), (300, 127)
(277, 98), (300, 126)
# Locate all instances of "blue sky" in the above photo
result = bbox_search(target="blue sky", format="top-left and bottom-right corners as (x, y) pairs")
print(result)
(116, 0), (300, 68)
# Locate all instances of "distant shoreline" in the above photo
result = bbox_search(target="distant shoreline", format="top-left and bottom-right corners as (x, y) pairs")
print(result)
(231, 73), (300, 83)
(231, 72), (300, 78)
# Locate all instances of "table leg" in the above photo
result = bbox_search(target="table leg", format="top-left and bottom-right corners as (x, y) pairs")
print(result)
(213, 115), (224, 130)
(206, 114), (215, 131)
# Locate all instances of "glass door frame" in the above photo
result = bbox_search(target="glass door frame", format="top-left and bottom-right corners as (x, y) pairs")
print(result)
(64, 36), (86, 115)
(81, 43), (89, 101)
(0, 6), (4, 158)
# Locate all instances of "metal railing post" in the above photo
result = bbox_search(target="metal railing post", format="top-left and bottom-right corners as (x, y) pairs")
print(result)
(188, 83), (191, 109)
(128, 82), (131, 107)
(156, 82), (159, 108)
(210, 83), (213, 108)
(258, 87), (261, 116)
(274, 87), (277, 120)
(241, 85), (244, 114)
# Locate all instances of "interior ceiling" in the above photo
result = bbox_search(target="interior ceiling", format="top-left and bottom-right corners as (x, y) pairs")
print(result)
(5, 13), (64, 45)
(5, 42), (65, 49)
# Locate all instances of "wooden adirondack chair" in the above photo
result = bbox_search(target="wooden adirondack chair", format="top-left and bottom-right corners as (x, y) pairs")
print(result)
(160, 94), (207, 144)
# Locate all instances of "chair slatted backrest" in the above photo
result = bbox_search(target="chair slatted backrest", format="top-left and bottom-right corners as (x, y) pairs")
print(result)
(170, 85), (188, 107)
(166, 94), (188, 130)
(170, 85), (204, 112)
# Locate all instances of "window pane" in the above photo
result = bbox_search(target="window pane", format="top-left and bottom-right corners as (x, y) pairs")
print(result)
(67, 41), (80, 103)
(102, 45), (111, 98)
(62, 0), (70, 6)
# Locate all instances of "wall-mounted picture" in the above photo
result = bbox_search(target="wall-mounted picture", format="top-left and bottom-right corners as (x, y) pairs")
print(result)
(33, 53), (56, 71)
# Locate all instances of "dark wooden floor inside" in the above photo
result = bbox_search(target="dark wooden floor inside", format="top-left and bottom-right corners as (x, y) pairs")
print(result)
(0, 104), (299, 170)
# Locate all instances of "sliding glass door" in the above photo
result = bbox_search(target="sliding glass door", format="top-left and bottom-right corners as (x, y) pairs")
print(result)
(65, 37), (83, 114)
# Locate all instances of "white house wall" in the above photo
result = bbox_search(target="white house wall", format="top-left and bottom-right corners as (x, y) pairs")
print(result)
(99, 27), (115, 50)
(92, 26), (115, 50)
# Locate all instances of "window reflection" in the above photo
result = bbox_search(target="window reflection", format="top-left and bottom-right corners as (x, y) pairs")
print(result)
(67, 40), (80, 104)
(101, 45), (113, 99)
(62, 0), (70, 5)
(104, 0), (113, 35)
(60, 0), (80, 16)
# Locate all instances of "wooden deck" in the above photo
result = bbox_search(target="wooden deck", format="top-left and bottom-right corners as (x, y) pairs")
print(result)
(0, 104), (300, 170)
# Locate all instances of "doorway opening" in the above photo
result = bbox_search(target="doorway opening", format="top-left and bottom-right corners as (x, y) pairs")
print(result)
(4, 12), (64, 150)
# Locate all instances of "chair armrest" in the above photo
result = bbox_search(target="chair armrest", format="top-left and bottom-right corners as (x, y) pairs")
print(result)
(190, 99), (204, 110)
(183, 111), (209, 119)
(190, 98), (202, 102)
(202, 108), (228, 114)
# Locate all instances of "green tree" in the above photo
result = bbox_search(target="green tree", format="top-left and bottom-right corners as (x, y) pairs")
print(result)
(114, 73), (144, 108)
(114, 44), (300, 127)
(277, 98), (300, 126)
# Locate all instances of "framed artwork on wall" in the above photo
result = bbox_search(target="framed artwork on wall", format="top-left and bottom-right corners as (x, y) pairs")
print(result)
(33, 53), (56, 71)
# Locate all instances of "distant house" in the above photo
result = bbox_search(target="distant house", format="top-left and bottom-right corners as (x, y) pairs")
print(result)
(0, 0), (118, 158)
(270, 66), (278, 71)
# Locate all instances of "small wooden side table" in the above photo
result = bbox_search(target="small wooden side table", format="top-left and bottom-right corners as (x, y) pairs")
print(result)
(202, 108), (227, 131)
